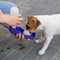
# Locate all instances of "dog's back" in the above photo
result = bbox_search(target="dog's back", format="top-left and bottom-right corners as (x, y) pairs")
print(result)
(51, 14), (60, 34)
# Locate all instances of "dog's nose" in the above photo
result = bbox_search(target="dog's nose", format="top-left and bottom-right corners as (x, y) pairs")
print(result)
(26, 25), (29, 30)
(29, 31), (31, 33)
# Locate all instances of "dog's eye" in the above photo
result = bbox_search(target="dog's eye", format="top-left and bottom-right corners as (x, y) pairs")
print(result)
(26, 25), (31, 29)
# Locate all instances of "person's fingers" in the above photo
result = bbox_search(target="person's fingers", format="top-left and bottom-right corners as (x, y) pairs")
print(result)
(22, 34), (24, 40)
(18, 15), (22, 18)
(15, 14), (22, 18)
(16, 22), (22, 25)
(18, 33), (21, 39)
(18, 33), (24, 40)
(28, 39), (30, 41)
(17, 18), (23, 22)
(15, 18), (23, 25)
(17, 14), (22, 17)
(16, 34), (19, 38)
(11, 22), (21, 26)
(11, 14), (22, 17)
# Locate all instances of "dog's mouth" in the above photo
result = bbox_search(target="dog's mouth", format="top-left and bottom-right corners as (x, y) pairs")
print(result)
(26, 27), (36, 33)
(26, 24), (37, 33)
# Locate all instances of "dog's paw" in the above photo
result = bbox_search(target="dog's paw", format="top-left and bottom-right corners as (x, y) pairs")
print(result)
(38, 50), (45, 55)
(35, 40), (42, 44)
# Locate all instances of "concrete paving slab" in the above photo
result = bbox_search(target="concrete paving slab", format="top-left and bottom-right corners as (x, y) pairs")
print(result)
(0, 0), (60, 60)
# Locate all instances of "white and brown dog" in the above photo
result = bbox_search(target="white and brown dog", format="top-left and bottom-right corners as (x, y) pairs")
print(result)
(26, 14), (60, 55)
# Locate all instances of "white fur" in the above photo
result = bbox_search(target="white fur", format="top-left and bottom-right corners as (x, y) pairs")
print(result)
(34, 14), (60, 55)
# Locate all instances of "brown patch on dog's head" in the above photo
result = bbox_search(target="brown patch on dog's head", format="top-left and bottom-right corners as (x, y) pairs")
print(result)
(26, 16), (41, 33)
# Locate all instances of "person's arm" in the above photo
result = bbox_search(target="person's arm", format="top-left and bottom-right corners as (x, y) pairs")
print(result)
(0, 10), (23, 26)
(0, 10), (6, 27)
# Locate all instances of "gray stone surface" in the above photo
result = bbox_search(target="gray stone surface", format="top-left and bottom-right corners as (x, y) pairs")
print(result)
(0, 0), (60, 60)
(53, 52), (60, 60)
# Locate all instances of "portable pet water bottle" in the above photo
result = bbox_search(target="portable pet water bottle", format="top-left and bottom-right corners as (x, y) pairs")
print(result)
(10, 7), (30, 35)
(10, 7), (19, 28)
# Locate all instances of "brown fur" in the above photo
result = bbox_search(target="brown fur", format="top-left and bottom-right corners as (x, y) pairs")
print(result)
(26, 16), (41, 33)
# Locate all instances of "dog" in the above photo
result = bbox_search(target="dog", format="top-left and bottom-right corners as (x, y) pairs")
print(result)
(26, 14), (60, 55)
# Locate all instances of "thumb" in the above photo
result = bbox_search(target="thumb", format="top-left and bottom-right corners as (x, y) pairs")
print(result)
(28, 39), (31, 41)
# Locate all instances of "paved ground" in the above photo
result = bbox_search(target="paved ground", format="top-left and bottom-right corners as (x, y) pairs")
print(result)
(0, 0), (60, 60)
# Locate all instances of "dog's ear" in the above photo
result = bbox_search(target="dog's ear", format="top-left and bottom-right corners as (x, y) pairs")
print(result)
(35, 20), (41, 27)
(28, 16), (33, 19)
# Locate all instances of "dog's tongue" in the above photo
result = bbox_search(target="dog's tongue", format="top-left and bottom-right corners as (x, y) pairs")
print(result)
(23, 30), (30, 35)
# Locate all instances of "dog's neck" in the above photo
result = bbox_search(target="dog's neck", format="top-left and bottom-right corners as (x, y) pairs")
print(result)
(34, 15), (49, 30)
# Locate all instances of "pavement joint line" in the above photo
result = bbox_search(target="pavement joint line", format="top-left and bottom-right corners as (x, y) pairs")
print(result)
(35, 56), (40, 60)
(35, 44), (60, 60)
(50, 44), (60, 50)
(6, 39), (17, 45)
(19, 47), (33, 60)
(51, 50), (60, 60)
(2, 49), (16, 60)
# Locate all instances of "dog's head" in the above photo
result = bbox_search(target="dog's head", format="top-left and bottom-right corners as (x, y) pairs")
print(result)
(26, 16), (41, 33)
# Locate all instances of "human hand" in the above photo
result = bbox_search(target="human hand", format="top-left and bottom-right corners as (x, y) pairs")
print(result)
(0, 14), (23, 26)
(16, 33), (24, 40)
(12, 33), (31, 41)
(13, 33), (24, 40)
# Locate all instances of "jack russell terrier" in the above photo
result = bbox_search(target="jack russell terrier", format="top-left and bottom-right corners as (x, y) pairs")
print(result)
(26, 14), (60, 55)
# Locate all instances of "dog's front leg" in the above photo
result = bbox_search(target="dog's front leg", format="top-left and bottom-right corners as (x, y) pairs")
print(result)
(38, 34), (53, 55)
